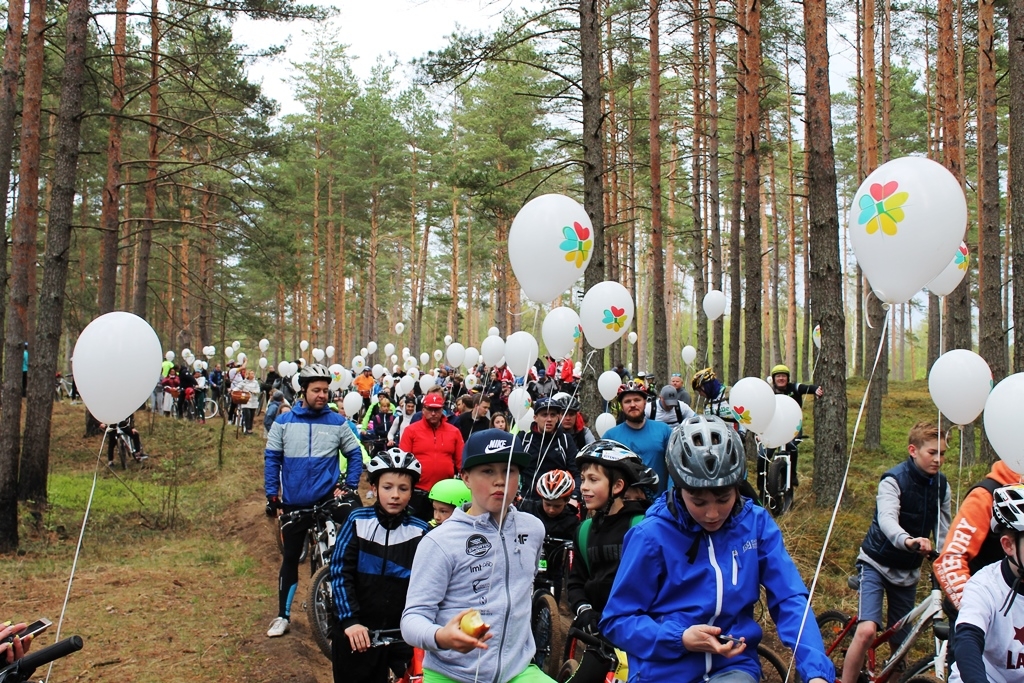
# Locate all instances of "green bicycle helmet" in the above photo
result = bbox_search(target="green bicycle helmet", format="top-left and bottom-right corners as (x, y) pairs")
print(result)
(429, 478), (472, 507)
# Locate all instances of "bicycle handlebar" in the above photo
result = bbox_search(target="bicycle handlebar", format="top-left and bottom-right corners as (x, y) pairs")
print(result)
(0, 636), (83, 682)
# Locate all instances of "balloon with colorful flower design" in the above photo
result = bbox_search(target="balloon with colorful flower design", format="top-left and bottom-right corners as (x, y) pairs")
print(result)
(925, 242), (970, 297)
(508, 194), (594, 304)
(580, 281), (635, 349)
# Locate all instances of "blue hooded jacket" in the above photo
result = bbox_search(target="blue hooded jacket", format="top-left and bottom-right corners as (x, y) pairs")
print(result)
(600, 494), (833, 683)
(264, 402), (363, 506)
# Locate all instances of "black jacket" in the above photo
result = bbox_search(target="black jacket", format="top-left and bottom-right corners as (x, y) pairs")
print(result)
(518, 428), (580, 501)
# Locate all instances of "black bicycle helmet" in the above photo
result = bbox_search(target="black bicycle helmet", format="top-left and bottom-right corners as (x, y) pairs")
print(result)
(993, 485), (1024, 533)
(552, 392), (581, 413)
(367, 447), (422, 485)
(666, 415), (745, 489)
(298, 363), (332, 388)
(576, 439), (644, 487)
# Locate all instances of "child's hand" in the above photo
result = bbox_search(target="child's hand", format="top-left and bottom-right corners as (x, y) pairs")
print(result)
(682, 625), (746, 658)
(344, 623), (371, 652)
(435, 609), (492, 653)
(905, 537), (933, 554)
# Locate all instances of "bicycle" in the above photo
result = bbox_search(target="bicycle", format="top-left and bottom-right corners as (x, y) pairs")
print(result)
(203, 396), (218, 419)
(0, 635), (83, 683)
(532, 537), (574, 677)
(365, 628), (424, 683)
(106, 423), (145, 469)
(757, 437), (803, 516)
(279, 495), (358, 659)
(816, 566), (948, 683)
(230, 390), (250, 437)
(54, 372), (74, 402)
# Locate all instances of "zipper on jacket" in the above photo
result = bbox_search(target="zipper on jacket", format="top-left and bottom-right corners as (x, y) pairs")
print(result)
(732, 549), (739, 585)
(496, 523), (513, 683)
(705, 534), (724, 680)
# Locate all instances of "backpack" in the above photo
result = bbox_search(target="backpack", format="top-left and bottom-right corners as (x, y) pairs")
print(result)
(966, 477), (1006, 576)
(576, 513), (646, 575)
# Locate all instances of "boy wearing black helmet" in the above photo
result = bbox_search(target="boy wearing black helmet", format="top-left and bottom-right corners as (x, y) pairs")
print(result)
(601, 415), (833, 683)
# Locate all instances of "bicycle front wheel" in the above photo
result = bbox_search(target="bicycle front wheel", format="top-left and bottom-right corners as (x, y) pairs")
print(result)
(306, 564), (333, 660)
(204, 398), (218, 419)
(531, 590), (566, 678)
(765, 459), (792, 515)
(817, 610), (854, 680)
(757, 644), (798, 683)
(899, 655), (947, 683)
(117, 436), (131, 470)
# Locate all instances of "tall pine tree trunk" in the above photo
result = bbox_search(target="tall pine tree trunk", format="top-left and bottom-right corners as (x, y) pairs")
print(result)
(132, 0), (159, 318)
(728, 0), (746, 384)
(708, 0), (724, 374)
(648, 0), (668, 383)
(741, 0), (762, 379)
(97, 0), (127, 313)
(1011, 0), (1024, 375)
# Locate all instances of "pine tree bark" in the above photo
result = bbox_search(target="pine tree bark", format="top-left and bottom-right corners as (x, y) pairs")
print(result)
(132, 0), (159, 318)
(728, 0), (746, 384)
(21, 0), (90, 505)
(741, 0), (762, 379)
(1011, 0), (1024, 374)
(804, 0), (849, 507)
(648, 0), (669, 383)
(708, 0), (724, 374)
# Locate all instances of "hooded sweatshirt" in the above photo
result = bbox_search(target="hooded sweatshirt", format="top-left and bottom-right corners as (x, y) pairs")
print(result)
(401, 504), (545, 683)
(600, 493), (833, 683)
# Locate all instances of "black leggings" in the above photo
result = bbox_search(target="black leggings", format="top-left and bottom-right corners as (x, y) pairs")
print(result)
(243, 407), (256, 433)
(332, 626), (412, 683)
(277, 507), (313, 620)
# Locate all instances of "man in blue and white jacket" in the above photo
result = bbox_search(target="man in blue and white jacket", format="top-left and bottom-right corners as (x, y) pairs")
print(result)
(265, 363), (364, 638)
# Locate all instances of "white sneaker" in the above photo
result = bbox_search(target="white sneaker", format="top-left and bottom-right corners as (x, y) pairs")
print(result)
(266, 617), (289, 637)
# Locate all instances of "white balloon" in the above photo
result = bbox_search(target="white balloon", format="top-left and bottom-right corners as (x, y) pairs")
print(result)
(598, 370), (623, 401)
(236, 352), (246, 364)
(517, 408), (535, 432)
(542, 307), (583, 360)
(382, 375), (394, 389)
(288, 362), (299, 377)
(367, 341), (378, 355)
(481, 336), (505, 366)
(503, 332), (538, 377)
(182, 348), (192, 358)
(194, 359), (204, 371)
(259, 357), (268, 369)
(339, 368), (353, 390)
(446, 343), (466, 368)
(488, 326), (500, 337)
(433, 349), (444, 362)
(73, 314), (163, 424)
(402, 347), (411, 359)
(419, 352), (429, 365)
(508, 388), (533, 421)
(226, 347), (235, 359)
(300, 340), (309, 352)
(758, 395), (804, 449)
(352, 355), (366, 372)
(681, 345), (697, 365)
(595, 412), (617, 438)
(444, 335), (453, 346)
(627, 331), (638, 344)
(404, 356), (418, 370)
(925, 242), (970, 297)
(419, 374), (437, 393)
(465, 374), (479, 390)
(702, 290), (727, 321)
(325, 345), (335, 359)
(464, 346), (480, 370)
(849, 157), (968, 304)
(390, 354), (398, 364)
(984, 373), (1024, 474)
(201, 361), (208, 371)
(277, 361), (290, 376)
(360, 347), (369, 358)
(384, 343), (395, 357)
(407, 367), (420, 380)
(259, 338), (270, 352)
(929, 349), (992, 425)
(372, 364), (385, 380)
(509, 194), (594, 303)
(580, 282), (635, 349)
(165, 350), (175, 361)
(328, 363), (344, 378)
(812, 325), (822, 350)
(729, 377), (779, 434)
(312, 348), (325, 362)
(398, 375), (416, 396)
(232, 341), (240, 351)
(292, 374), (302, 393)
(343, 392), (364, 418)
(395, 322), (405, 335)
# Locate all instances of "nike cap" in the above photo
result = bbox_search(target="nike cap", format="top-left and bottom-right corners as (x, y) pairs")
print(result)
(461, 428), (531, 472)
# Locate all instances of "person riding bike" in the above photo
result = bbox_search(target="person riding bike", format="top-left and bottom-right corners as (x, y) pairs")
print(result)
(519, 469), (581, 604)
(264, 363), (364, 638)
(758, 364), (822, 490)
(691, 368), (738, 428)
(426, 477), (472, 527)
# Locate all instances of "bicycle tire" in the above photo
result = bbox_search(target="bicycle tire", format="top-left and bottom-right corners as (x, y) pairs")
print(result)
(757, 644), (798, 683)
(766, 458), (791, 516)
(531, 590), (566, 677)
(817, 609), (854, 680)
(901, 677), (941, 683)
(204, 398), (218, 419)
(117, 436), (131, 470)
(899, 655), (947, 683)
(557, 659), (578, 683)
(306, 564), (333, 659)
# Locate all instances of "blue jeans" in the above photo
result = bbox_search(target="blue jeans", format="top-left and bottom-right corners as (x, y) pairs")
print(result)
(708, 670), (757, 683)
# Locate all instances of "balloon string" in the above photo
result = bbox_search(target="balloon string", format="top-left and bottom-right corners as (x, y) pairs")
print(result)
(955, 427), (964, 515)
(785, 307), (891, 683)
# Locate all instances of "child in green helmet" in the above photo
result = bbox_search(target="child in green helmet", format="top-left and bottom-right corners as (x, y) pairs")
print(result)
(427, 478), (472, 527)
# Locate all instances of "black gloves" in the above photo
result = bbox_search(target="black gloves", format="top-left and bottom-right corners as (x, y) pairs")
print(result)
(265, 495), (280, 517)
(573, 605), (600, 633)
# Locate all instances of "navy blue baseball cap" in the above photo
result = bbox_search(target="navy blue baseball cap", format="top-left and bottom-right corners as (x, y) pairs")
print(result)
(461, 429), (531, 472)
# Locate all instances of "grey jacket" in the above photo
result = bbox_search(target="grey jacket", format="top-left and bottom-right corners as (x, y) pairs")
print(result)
(402, 505), (545, 683)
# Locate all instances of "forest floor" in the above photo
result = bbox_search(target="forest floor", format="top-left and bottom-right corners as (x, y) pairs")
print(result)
(4, 382), (993, 681)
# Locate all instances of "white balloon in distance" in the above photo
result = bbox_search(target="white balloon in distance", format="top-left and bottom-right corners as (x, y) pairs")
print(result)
(398, 375), (416, 396)
(849, 156), (968, 304)
(390, 354), (398, 364)
(232, 341), (240, 351)
(509, 193), (594, 303)
(325, 345), (335, 359)
(402, 347), (411, 359)
(504, 332), (538, 377)
(182, 347), (192, 358)
(382, 375), (394, 389)
(202, 361), (208, 371)
(446, 343), (466, 368)
(481, 336), (505, 366)
(463, 346), (480, 370)
(258, 357), (268, 369)
(925, 242), (970, 297)
(702, 290), (727, 321)
(312, 348), (325, 362)
(292, 374), (302, 393)
(407, 367), (420, 380)
(259, 338), (270, 352)
(404, 356), (418, 371)
(728, 377), (779, 434)
(488, 327), (500, 337)
(300, 340), (309, 352)
(419, 374), (436, 393)
(165, 350), (175, 361)
(328, 363), (343, 379)
(343, 392), (364, 418)
(579, 281), (635, 349)
(367, 341), (378, 355)
(627, 331), (638, 344)
(288, 362), (299, 376)
(758, 395), (804, 449)
(433, 349), (443, 362)
(420, 352), (430, 365)
(361, 347), (369, 358)
(929, 349), (992, 425)
(193, 359), (204, 371)
(517, 408), (535, 432)
(75, 317), (152, 399)
(384, 343), (395, 357)
(278, 361), (290, 376)
(983, 373), (1024, 474)
(444, 335), (453, 346)
(352, 355), (366, 372)
(595, 412), (617, 438)
(542, 307), (583, 360)
(681, 346), (697, 365)
(226, 347), (235, 359)
(465, 374), (479, 390)
(372, 364), (385, 380)
(339, 368), (353, 390)
(395, 322), (405, 335)
(508, 388), (533, 421)
(598, 370), (623, 401)
(812, 325), (822, 350)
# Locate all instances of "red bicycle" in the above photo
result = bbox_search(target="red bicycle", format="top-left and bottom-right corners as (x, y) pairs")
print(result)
(366, 629), (423, 683)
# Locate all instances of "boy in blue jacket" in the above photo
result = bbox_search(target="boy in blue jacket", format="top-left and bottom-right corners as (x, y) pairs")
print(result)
(601, 415), (833, 683)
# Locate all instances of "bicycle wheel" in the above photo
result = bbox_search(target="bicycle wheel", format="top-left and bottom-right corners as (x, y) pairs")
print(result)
(899, 655), (946, 683)
(531, 590), (566, 677)
(306, 564), (333, 660)
(557, 658), (578, 683)
(757, 644), (797, 683)
(117, 436), (131, 470)
(817, 610), (854, 680)
(204, 398), (218, 419)
(766, 459), (792, 516)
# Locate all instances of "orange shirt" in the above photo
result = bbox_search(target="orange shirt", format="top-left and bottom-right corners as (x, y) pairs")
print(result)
(353, 373), (375, 397)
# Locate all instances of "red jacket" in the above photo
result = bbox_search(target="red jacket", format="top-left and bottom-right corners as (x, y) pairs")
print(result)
(399, 418), (465, 492)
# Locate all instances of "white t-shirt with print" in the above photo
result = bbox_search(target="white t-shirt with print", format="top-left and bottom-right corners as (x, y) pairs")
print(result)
(949, 560), (1024, 683)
